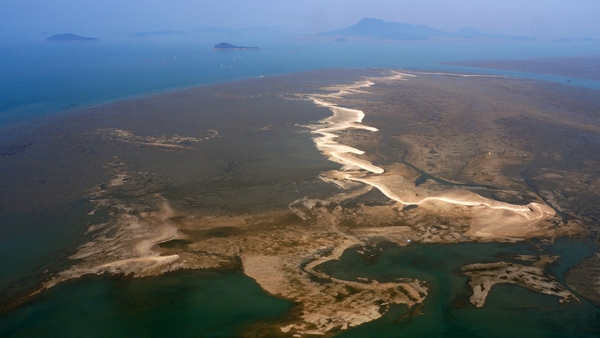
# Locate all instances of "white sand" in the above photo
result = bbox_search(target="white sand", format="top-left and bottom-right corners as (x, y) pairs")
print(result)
(308, 71), (557, 240)
(310, 81), (387, 174)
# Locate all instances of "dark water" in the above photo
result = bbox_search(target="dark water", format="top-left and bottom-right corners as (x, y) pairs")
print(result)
(0, 201), (99, 299)
(4, 240), (596, 337)
(340, 285), (599, 338)
(0, 271), (291, 338)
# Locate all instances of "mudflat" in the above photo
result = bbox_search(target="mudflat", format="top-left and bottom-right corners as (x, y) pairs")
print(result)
(1, 68), (600, 336)
(446, 55), (600, 80)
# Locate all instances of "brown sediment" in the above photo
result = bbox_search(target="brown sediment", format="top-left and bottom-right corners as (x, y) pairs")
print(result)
(95, 128), (219, 148)
(462, 255), (572, 307)
(566, 253), (600, 306)
(39, 196), (187, 292)
(444, 56), (600, 81)
(2, 68), (599, 336)
(304, 71), (582, 245)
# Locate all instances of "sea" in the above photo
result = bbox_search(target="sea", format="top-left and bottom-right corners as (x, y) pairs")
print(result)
(2, 35), (600, 337)
(3, 37), (600, 128)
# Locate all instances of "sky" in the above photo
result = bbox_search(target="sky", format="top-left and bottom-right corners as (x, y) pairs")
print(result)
(1, 0), (600, 40)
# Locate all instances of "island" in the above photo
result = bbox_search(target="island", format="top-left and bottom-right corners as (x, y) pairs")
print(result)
(213, 42), (258, 50)
(46, 33), (98, 42)
(319, 18), (531, 41)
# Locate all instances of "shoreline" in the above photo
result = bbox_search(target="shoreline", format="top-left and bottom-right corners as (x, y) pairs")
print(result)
(1, 67), (599, 336)
(305, 71), (565, 241)
(0, 73), (274, 138)
(443, 55), (600, 81)
(5, 59), (600, 139)
(0, 67), (388, 140)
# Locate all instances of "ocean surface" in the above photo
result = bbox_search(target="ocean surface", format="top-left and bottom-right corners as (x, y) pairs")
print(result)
(2, 37), (600, 337)
(3, 38), (600, 129)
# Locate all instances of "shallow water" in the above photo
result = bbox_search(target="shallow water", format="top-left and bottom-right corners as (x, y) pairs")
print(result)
(319, 240), (600, 337)
(0, 271), (291, 338)
(0, 201), (99, 299)
(3, 39), (600, 128)
(3, 240), (596, 337)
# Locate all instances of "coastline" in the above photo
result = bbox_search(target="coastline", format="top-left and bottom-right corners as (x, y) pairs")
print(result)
(444, 55), (600, 81)
(4, 40), (600, 139)
(1, 67), (600, 336)
(0, 72), (275, 138)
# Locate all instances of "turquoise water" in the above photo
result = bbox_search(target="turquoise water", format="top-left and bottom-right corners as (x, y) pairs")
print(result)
(321, 241), (600, 337)
(0, 201), (99, 299)
(0, 271), (291, 338)
(2, 38), (600, 336)
(3, 240), (597, 337)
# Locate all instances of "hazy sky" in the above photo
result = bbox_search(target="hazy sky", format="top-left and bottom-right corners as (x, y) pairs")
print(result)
(2, 0), (600, 40)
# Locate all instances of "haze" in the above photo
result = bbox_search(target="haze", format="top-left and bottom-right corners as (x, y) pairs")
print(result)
(1, 0), (600, 41)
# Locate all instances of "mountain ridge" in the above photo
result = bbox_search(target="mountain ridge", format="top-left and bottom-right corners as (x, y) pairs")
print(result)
(320, 18), (530, 41)
(47, 33), (98, 42)
(213, 42), (259, 50)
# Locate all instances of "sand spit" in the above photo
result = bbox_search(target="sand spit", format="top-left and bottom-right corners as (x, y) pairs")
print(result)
(307, 71), (415, 175)
(310, 98), (384, 174)
(95, 128), (219, 148)
(347, 175), (558, 240)
(412, 71), (509, 79)
(40, 198), (186, 291)
(33, 160), (199, 292)
(305, 71), (573, 243)
(462, 255), (573, 307)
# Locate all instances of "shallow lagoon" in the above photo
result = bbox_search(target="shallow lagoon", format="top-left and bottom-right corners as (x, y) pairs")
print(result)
(0, 271), (291, 338)
(323, 240), (600, 337)
(2, 240), (598, 337)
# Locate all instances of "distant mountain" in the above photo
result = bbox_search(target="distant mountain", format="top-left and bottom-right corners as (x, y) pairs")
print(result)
(132, 30), (185, 38)
(554, 37), (596, 42)
(320, 18), (449, 40)
(320, 18), (530, 41)
(47, 33), (98, 42)
(213, 42), (258, 50)
(239, 26), (282, 34)
(509, 35), (535, 41)
(452, 27), (502, 39)
(555, 38), (576, 42)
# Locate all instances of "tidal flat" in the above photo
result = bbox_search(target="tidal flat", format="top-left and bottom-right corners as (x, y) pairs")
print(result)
(446, 55), (600, 81)
(1, 68), (600, 337)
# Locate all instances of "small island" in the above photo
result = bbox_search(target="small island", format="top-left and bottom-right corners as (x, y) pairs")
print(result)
(47, 34), (98, 42)
(213, 42), (258, 50)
